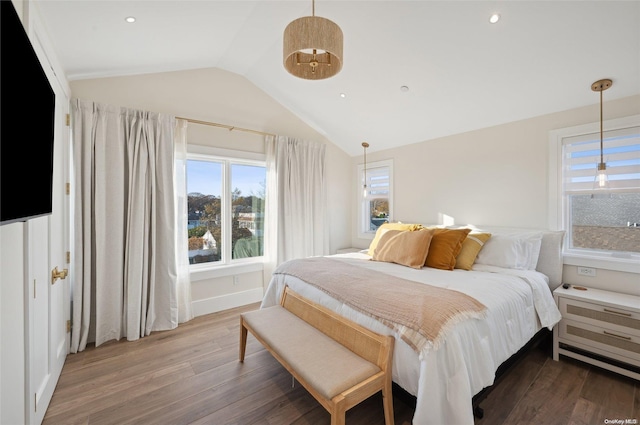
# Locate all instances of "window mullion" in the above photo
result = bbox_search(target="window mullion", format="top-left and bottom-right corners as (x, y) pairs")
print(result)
(222, 160), (232, 264)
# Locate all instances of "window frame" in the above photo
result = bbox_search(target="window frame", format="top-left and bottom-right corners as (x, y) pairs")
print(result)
(548, 114), (640, 274)
(357, 159), (393, 240)
(186, 145), (266, 280)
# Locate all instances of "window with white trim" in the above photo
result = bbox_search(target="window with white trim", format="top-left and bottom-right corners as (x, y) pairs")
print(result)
(358, 159), (393, 239)
(186, 148), (266, 267)
(550, 115), (640, 272)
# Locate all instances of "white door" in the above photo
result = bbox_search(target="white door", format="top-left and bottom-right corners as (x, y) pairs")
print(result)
(26, 97), (69, 425)
(26, 18), (70, 424)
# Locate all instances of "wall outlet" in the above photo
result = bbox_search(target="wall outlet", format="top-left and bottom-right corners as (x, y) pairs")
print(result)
(233, 275), (239, 285)
(577, 267), (596, 277)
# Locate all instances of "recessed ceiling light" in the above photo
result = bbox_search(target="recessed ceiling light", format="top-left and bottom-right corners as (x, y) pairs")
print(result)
(125, 16), (136, 23)
(489, 14), (500, 24)
(340, 93), (346, 98)
(400, 86), (409, 92)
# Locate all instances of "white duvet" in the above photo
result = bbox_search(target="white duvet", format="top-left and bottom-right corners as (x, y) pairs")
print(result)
(261, 253), (562, 425)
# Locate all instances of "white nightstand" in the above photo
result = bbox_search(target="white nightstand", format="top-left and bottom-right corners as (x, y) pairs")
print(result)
(553, 285), (640, 380)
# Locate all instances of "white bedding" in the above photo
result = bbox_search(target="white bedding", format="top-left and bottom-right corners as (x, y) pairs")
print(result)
(261, 252), (562, 425)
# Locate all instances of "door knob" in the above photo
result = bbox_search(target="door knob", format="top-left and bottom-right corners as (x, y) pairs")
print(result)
(51, 266), (68, 284)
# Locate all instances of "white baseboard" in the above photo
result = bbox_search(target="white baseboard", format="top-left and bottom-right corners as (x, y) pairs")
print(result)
(192, 287), (264, 317)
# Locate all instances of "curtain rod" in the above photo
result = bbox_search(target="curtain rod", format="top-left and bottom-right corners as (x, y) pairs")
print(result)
(176, 116), (275, 138)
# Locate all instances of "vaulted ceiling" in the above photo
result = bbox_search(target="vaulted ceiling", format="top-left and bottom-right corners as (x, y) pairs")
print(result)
(34, 1), (640, 156)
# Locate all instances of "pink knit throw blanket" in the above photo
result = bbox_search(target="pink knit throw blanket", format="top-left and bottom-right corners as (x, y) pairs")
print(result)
(273, 257), (487, 354)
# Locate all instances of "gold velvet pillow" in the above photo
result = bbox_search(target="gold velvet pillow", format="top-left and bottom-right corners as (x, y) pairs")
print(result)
(373, 228), (434, 269)
(454, 232), (492, 270)
(367, 222), (424, 256)
(424, 228), (471, 270)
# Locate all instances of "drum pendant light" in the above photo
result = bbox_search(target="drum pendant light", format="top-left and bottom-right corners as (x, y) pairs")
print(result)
(283, 0), (343, 80)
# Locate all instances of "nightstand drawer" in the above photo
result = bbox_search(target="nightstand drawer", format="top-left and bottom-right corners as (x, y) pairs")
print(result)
(558, 319), (640, 363)
(558, 297), (640, 337)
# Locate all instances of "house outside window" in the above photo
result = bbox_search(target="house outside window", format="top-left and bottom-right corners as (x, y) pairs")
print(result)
(549, 115), (640, 273)
(358, 159), (393, 239)
(186, 150), (266, 267)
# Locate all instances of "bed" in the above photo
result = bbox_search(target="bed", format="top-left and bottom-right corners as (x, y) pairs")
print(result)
(261, 226), (564, 425)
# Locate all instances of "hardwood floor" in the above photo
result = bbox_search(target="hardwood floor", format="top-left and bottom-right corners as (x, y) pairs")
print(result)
(43, 303), (639, 425)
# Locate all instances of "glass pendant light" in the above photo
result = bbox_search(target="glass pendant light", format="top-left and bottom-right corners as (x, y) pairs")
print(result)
(362, 142), (369, 198)
(591, 79), (612, 190)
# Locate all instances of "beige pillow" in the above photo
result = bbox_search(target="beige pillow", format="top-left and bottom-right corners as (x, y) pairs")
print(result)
(455, 232), (492, 270)
(367, 222), (424, 256)
(424, 228), (471, 270)
(373, 228), (434, 269)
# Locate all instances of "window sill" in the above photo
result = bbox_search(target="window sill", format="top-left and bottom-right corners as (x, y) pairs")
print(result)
(563, 252), (640, 274)
(190, 261), (264, 282)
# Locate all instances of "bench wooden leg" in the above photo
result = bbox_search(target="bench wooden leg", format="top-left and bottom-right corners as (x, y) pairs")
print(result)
(239, 317), (248, 362)
(382, 383), (395, 425)
(330, 409), (346, 425)
(329, 396), (346, 425)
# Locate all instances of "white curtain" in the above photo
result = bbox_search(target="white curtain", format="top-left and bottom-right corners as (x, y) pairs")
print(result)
(70, 99), (190, 352)
(174, 119), (193, 323)
(264, 135), (329, 280)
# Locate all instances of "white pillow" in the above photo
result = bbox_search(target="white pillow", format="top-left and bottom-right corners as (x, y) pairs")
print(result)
(475, 232), (543, 270)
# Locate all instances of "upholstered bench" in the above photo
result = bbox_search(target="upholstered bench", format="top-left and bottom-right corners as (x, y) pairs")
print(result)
(239, 286), (395, 425)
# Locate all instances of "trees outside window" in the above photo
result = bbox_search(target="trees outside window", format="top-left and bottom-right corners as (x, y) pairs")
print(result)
(187, 157), (265, 266)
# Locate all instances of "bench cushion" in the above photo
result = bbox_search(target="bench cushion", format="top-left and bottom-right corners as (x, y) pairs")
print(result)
(242, 305), (381, 400)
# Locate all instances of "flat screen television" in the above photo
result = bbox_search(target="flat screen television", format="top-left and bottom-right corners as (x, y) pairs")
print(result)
(1, 1), (56, 225)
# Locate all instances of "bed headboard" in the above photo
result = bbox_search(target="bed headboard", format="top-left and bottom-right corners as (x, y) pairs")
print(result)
(463, 226), (565, 290)
(535, 231), (565, 290)
(416, 224), (565, 290)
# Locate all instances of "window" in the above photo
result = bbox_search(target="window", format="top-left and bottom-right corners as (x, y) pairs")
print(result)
(186, 149), (266, 267)
(549, 115), (640, 273)
(358, 159), (393, 239)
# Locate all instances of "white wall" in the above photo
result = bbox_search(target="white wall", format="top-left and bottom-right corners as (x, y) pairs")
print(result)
(69, 68), (352, 313)
(351, 94), (640, 296)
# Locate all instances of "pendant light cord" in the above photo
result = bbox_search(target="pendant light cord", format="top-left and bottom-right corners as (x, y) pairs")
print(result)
(592, 78), (612, 166)
(364, 146), (367, 175)
(600, 88), (604, 165)
(362, 142), (369, 196)
(364, 145), (367, 189)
